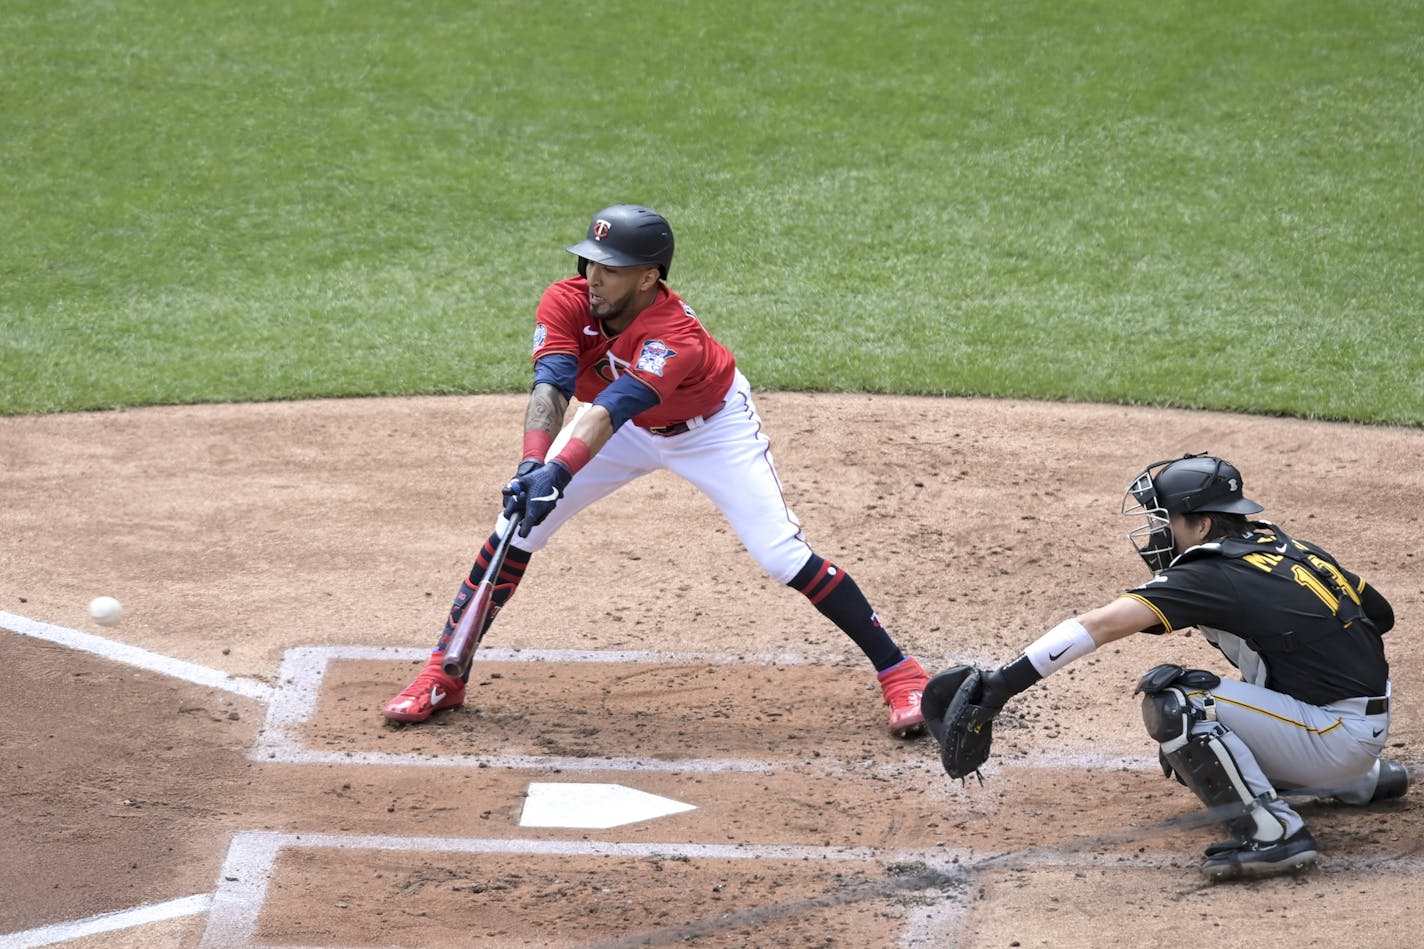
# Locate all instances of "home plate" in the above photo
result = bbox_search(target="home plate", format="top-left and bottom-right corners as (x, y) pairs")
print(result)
(520, 782), (697, 829)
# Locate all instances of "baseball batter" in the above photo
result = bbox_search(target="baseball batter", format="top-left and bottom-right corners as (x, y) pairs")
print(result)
(925, 453), (1406, 880)
(385, 204), (930, 736)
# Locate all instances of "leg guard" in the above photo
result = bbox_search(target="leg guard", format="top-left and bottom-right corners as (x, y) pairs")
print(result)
(1138, 666), (1284, 844)
(1166, 729), (1286, 843)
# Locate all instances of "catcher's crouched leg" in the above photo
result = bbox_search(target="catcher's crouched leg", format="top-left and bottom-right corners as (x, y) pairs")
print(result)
(922, 665), (995, 782)
(1136, 663), (1313, 881)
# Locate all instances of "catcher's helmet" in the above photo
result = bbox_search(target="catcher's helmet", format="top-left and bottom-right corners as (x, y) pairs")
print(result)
(566, 205), (674, 279)
(1122, 453), (1263, 572)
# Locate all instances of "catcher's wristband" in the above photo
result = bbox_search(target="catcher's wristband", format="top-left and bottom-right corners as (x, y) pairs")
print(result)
(1024, 618), (1097, 677)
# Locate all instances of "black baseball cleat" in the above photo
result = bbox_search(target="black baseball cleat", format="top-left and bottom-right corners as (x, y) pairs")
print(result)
(1370, 759), (1409, 803)
(1200, 827), (1318, 881)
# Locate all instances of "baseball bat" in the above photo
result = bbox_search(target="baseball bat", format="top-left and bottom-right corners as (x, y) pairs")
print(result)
(441, 511), (522, 679)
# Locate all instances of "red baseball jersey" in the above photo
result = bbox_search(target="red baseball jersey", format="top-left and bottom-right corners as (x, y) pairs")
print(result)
(530, 276), (737, 428)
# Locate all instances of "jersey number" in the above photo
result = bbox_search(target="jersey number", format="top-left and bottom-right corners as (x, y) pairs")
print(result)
(1289, 556), (1362, 616)
(1244, 550), (1363, 617)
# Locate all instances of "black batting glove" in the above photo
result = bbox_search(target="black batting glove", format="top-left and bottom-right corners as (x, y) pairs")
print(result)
(515, 460), (573, 537)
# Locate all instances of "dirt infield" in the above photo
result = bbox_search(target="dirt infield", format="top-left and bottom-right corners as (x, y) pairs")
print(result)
(2, 394), (1420, 947)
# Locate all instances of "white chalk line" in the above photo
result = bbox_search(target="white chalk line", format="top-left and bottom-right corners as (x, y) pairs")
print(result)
(0, 894), (212, 949)
(0, 618), (1157, 775)
(11, 618), (1415, 947)
(203, 830), (912, 945)
(189, 831), (1056, 949)
(256, 644), (1164, 775)
(196, 830), (1424, 949)
(0, 610), (273, 703)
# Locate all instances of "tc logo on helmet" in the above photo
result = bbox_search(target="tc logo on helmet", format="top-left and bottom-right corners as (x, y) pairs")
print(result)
(592, 219), (612, 240)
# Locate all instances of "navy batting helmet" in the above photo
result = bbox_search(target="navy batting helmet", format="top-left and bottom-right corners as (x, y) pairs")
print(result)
(1144, 454), (1263, 516)
(1123, 453), (1263, 571)
(566, 205), (674, 279)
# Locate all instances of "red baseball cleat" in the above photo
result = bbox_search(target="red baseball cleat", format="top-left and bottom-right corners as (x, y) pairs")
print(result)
(383, 656), (466, 723)
(878, 657), (930, 738)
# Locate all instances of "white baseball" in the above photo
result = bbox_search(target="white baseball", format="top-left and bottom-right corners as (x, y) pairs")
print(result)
(88, 596), (123, 626)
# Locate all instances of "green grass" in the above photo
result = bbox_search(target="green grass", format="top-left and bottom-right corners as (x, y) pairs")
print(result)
(3, 0), (1421, 423)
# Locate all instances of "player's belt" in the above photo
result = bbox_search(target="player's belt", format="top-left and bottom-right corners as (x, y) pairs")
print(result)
(1366, 697), (1389, 715)
(646, 400), (727, 437)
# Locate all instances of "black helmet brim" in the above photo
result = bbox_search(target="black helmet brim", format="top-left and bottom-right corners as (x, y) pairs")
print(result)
(1194, 497), (1265, 516)
(565, 239), (652, 269)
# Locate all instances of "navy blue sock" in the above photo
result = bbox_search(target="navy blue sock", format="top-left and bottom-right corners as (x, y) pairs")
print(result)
(789, 554), (904, 671)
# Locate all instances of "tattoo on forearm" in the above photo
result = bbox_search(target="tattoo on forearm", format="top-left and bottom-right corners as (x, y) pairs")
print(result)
(526, 385), (568, 436)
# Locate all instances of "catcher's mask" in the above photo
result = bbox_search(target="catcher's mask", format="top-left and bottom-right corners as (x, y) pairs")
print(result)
(566, 204), (674, 279)
(1122, 453), (1264, 572)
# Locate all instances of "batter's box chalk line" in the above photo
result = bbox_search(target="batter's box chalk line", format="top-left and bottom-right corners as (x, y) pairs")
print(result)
(196, 830), (973, 949)
(0, 895), (212, 949)
(0, 610), (273, 702)
(254, 644), (1163, 776)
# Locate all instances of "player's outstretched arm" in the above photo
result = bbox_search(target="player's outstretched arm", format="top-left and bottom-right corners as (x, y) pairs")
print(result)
(925, 597), (1159, 780)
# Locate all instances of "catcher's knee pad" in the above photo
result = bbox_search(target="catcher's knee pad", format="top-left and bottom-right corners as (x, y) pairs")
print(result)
(1136, 664), (1221, 749)
(1141, 687), (1194, 747)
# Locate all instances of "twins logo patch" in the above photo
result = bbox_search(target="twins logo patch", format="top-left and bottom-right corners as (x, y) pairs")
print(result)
(635, 339), (677, 376)
(532, 322), (547, 352)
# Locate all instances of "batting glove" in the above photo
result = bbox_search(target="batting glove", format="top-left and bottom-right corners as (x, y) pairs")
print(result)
(502, 460), (544, 518)
(514, 460), (573, 537)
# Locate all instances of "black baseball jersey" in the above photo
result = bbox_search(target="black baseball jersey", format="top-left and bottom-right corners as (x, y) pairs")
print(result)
(1123, 522), (1393, 706)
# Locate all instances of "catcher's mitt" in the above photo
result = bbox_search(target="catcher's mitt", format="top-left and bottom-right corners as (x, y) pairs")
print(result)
(921, 665), (996, 782)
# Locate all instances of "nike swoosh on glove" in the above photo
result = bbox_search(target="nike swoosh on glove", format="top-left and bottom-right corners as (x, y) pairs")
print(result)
(516, 460), (573, 537)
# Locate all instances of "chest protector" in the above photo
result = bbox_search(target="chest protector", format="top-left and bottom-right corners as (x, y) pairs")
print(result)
(1172, 522), (1377, 655)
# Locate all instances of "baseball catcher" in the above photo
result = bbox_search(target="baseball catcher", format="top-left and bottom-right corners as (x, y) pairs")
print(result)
(923, 453), (1408, 881)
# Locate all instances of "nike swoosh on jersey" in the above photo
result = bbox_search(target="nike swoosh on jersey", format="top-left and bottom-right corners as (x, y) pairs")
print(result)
(583, 325), (599, 336)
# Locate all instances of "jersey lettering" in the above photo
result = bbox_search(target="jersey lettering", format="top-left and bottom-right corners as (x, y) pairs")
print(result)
(1242, 546), (1362, 617)
(1242, 552), (1284, 572)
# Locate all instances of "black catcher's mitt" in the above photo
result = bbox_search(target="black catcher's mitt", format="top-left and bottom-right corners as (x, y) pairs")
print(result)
(922, 664), (996, 782)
